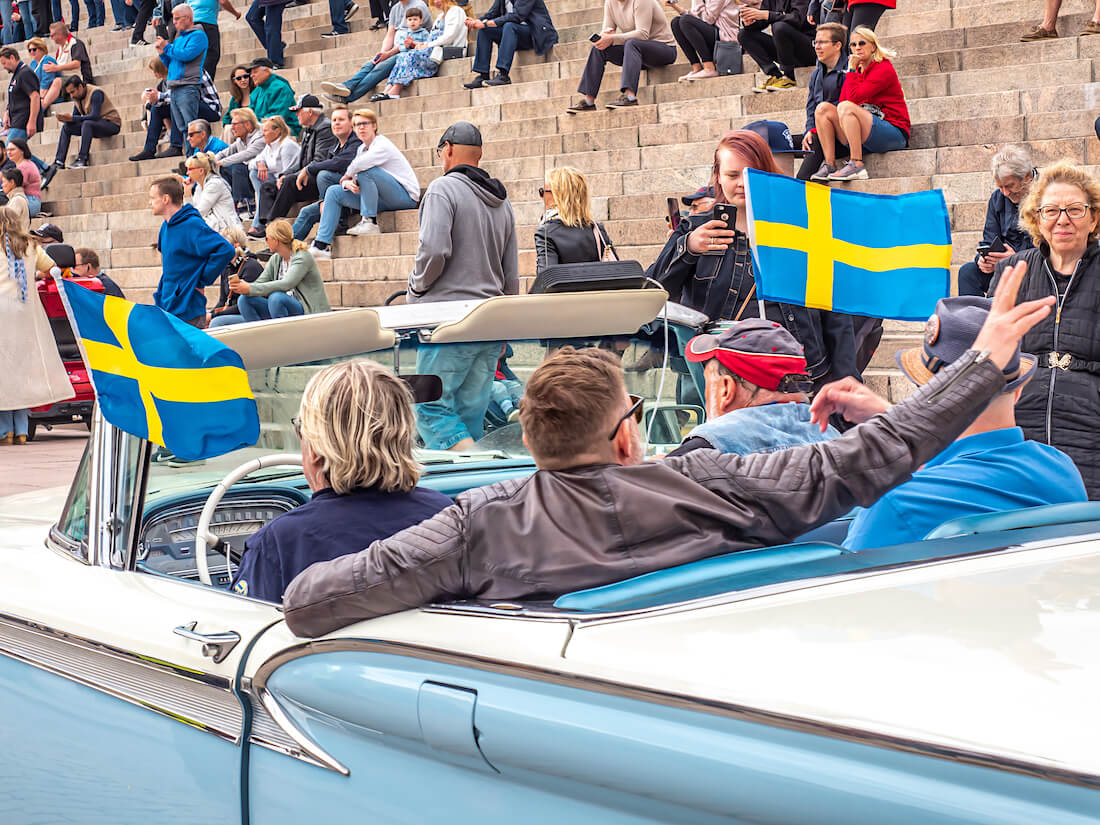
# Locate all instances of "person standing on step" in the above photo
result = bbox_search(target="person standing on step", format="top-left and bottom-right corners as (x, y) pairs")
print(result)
(739, 0), (816, 93)
(42, 75), (121, 184)
(248, 95), (335, 237)
(809, 0), (893, 39)
(1, 47), (43, 151)
(794, 21), (846, 181)
(462, 0), (557, 89)
(307, 108), (418, 258)
(566, 0), (677, 113)
(247, 57), (300, 135)
(156, 3), (209, 161)
(1022, 0), (1100, 41)
(188, 0), (242, 80)
(666, 0), (739, 82)
(149, 175), (235, 328)
(245, 0), (291, 69)
(408, 121), (518, 452)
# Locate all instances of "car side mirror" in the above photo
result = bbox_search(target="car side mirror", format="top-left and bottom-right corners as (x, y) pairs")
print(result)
(400, 374), (443, 404)
(644, 404), (704, 444)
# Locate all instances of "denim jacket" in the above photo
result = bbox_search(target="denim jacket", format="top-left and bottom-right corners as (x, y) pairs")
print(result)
(687, 402), (840, 455)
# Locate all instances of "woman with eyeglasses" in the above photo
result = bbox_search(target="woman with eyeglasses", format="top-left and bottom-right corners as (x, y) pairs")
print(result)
(180, 151), (241, 233)
(807, 25), (909, 182)
(989, 161), (1100, 498)
(26, 39), (61, 109)
(222, 64), (254, 143)
(534, 166), (617, 274)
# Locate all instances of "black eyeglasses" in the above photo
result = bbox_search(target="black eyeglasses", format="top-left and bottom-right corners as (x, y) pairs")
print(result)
(187, 131), (201, 137)
(851, 40), (869, 47)
(233, 74), (249, 81)
(607, 394), (644, 441)
(291, 416), (302, 439)
(538, 187), (552, 197)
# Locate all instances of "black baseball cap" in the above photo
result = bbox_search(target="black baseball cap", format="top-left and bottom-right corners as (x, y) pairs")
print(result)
(290, 94), (321, 111)
(682, 185), (715, 206)
(248, 57), (275, 70)
(438, 121), (482, 148)
(31, 223), (63, 243)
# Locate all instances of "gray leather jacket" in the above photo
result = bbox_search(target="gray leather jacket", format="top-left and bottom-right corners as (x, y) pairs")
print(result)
(283, 351), (1006, 637)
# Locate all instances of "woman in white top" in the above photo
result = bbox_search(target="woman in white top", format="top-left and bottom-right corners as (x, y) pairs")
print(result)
(379, 0), (469, 100)
(249, 115), (300, 221)
(0, 206), (71, 445)
(183, 152), (242, 233)
(307, 109), (419, 258)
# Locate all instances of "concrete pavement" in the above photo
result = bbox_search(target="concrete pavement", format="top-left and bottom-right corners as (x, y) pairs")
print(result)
(0, 425), (88, 498)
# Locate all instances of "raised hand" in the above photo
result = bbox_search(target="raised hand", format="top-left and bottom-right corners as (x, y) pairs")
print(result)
(809, 377), (891, 431)
(971, 260), (1054, 370)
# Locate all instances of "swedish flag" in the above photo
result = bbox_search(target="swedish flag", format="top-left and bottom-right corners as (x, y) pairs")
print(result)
(744, 169), (952, 321)
(58, 279), (259, 460)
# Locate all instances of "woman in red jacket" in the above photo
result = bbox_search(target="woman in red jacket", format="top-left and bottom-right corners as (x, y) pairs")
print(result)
(807, 25), (909, 182)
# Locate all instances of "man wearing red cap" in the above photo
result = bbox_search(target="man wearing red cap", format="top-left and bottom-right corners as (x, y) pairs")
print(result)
(670, 318), (839, 457)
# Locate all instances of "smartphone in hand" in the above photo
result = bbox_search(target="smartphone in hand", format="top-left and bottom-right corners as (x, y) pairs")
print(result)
(714, 203), (737, 231)
(666, 197), (681, 230)
(589, 32), (601, 42)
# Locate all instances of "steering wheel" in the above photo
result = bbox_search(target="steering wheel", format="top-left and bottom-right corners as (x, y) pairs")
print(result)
(194, 453), (303, 586)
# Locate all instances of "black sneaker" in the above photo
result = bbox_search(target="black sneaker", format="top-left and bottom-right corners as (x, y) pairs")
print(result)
(369, 92), (389, 102)
(463, 73), (488, 89)
(370, 18), (386, 29)
(566, 99), (597, 114)
(344, 2), (359, 20)
(321, 30), (342, 38)
(484, 70), (511, 86)
(154, 145), (182, 158)
(606, 94), (638, 109)
(111, 23), (125, 31)
(41, 163), (62, 188)
(71, 157), (88, 169)
(132, 38), (149, 46)
(129, 149), (155, 161)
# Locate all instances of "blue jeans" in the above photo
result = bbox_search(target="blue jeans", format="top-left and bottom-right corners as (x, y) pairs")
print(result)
(344, 54), (397, 101)
(957, 260), (990, 298)
(415, 341), (500, 449)
(143, 101), (172, 152)
(168, 83), (200, 140)
(327, 0), (347, 34)
(246, 0), (285, 66)
(26, 194), (41, 217)
(17, 1), (35, 38)
(220, 162), (253, 204)
(0, 1), (13, 44)
(472, 21), (532, 75)
(108, 0), (134, 25)
(0, 409), (29, 437)
(7, 128), (47, 173)
(209, 312), (247, 327)
(316, 167), (416, 243)
(238, 291), (304, 321)
(83, 0), (104, 26)
(862, 116), (908, 154)
(291, 169), (340, 239)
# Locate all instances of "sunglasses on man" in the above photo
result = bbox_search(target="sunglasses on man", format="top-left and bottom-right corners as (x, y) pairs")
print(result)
(608, 394), (644, 441)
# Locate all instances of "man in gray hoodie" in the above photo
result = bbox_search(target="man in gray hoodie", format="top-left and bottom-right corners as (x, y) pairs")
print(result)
(408, 121), (519, 451)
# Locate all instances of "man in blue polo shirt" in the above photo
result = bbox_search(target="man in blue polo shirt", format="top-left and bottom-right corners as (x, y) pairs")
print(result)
(811, 296), (1086, 550)
(189, 0), (243, 79)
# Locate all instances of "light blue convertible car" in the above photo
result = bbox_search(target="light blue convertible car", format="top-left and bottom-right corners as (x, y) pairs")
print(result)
(1, 290), (1098, 825)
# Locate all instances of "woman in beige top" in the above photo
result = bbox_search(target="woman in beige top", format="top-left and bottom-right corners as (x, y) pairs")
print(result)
(567, 0), (677, 112)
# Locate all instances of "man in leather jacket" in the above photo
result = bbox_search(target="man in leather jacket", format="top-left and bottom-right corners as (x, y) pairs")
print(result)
(281, 264), (1053, 637)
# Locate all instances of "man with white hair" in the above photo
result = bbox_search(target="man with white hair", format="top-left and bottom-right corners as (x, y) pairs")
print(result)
(156, 3), (209, 144)
(229, 360), (451, 603)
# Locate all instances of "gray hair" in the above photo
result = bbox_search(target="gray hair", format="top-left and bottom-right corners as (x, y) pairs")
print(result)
(991, 145), (1033, 183)
(187, 118), (212, 136)
(172, 2), (193, 17)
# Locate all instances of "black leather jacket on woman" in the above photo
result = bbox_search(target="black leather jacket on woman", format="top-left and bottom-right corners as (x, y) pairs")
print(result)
(992, 242), (1100, 498)
(647, 213), (858, 387)
(534, 215), (615, 273)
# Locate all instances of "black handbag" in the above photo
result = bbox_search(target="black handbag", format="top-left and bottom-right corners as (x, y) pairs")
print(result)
(714, 40), (743, 75)
(530, 260), (648, 294)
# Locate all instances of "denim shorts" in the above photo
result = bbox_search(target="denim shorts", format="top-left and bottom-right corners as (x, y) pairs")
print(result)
(862, 115), (908, 154)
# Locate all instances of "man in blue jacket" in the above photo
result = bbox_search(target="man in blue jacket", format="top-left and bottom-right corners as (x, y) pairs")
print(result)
(149, 176), (235, 327)
(795, 22), (846, 180)
(463, 0), (557, 88)
(156, 4), (208, 145)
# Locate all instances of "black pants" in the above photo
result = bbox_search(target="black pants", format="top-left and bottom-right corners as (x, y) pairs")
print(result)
(843, 2), (887, 39)
(56, 118), (120, 163)
(795, 131), (848, 179)
(368, 0), (390, 22)
(670, 14), (718, 65)
(131, 0), (155, 42)
(578, 39), (677, 96)
(31, 0), (51, 35)
(199, 21), (220, 78)
(265, 174), (319, 223)
(739, 23), (814, 78)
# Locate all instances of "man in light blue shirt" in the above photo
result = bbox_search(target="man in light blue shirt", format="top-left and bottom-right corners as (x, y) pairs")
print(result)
(188, 0), (242, 78)
(816, 296), (1087, 550)
(668, 319), (840, 457)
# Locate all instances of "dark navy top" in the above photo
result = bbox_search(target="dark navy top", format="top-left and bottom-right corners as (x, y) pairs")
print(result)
(231, 485), (452, 603)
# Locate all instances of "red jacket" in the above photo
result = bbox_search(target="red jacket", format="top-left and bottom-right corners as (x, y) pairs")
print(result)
(840, 57), (910, 138)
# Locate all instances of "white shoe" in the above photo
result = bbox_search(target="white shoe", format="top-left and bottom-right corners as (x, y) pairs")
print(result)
(678, 71), (699, 82)
(348, 220), (381, 235)
(323, 92), (347, 103)
(308, 243), (332, 260)
(321, 81), (351, 97)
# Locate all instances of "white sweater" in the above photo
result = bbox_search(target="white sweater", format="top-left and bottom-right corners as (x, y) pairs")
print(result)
(249, 137), (300, 176)
(192, 174), (242, 232)
(342, 135), (420, 201)
(424, 5), (468, 50)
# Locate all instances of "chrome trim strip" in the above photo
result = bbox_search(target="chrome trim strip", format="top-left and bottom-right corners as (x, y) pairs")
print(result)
(252, 683), (351, 776)
(254, 637), (1100, 790)
(0, 612), (242, 743)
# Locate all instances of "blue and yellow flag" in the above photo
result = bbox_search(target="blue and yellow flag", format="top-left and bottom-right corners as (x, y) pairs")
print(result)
(58, 279), (259, 460)
(744, 168), (952, 321)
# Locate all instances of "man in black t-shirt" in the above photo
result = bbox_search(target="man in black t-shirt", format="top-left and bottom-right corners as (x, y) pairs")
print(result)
(0, 47), (43, 142)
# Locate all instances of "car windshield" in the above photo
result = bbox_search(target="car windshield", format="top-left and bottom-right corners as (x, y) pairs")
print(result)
(140, 320), (706, 503)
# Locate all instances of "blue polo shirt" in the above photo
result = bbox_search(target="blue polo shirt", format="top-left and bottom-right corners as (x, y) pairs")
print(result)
(189, 0), (221, 26)
(844, 427), (1086, 551)
(231, 485), (452, 603)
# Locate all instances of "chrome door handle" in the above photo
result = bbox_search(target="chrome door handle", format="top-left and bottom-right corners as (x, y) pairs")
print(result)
(173, 621), (241, 663)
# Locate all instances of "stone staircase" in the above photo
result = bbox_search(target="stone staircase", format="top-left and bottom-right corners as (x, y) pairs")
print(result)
(7, 0), (1099, 396)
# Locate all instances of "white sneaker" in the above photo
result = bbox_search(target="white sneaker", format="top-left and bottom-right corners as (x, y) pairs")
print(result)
(308, 243), (332, 260)
(348, 220), (381, 236)
(678, 71), (699, 82)
(321, 81), (351, 97)
(322, 92), (347, 104)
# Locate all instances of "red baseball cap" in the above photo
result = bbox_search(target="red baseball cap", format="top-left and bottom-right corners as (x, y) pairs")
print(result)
(686, 319), (810, 391)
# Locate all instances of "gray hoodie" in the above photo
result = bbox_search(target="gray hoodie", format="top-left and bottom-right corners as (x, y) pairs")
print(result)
(407, 165), (519, 303)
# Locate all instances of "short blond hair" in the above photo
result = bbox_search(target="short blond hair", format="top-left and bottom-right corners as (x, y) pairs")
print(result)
(262, 115), (290, 141)
(27, 38), (48, 54)
(298, 360), (421, 494)
(1019, 159), (1100, 246)
(352, 108), (379, 130)
(545, 166), (593, 228)
(185, 151), (217, 174)
(230, 106), (259, 130)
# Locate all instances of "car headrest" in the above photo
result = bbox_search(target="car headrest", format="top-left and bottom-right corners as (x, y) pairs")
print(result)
(45, 243), (75, 269)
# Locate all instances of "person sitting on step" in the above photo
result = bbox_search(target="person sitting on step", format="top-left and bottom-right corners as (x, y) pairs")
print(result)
(739, 0), (817, 93)
(1022, 0), (1100, 40)
(373, 0), (468, 102)
(42, 75), (121, 184)
(462, 0), (557, 89)
(26, 39), (62, 111)
(666, 0), (740, 82)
